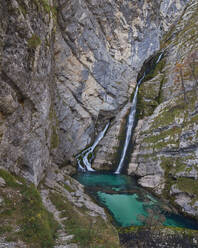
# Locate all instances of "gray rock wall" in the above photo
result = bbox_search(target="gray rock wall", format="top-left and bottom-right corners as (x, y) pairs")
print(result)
(0, 0), (188, 185)
(129, 0), (198, 216)
(0, 0), (55, 185)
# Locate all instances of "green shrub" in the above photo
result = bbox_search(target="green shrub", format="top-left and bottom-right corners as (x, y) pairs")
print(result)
(28, 34), (41, 49)
(19, 184), (59, 247)
(0, 169), (59, 248)
(50, 192), (119, 248)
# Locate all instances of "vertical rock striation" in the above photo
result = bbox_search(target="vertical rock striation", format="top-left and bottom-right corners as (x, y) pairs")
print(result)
(0, 0), (188, 185)
(0, 0), (56, 185)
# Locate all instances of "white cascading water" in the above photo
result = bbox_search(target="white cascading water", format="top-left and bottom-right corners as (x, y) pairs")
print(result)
(156, 52), (163, 64)
(115, 52), (163, 174)
(115, 74), (145, 174)
(77, 53), (163, 173)
(76, 122), (110, 171)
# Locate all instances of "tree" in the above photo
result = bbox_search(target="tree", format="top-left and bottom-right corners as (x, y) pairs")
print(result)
(134, 207), (166, 247)
(137, 207), (166, 232)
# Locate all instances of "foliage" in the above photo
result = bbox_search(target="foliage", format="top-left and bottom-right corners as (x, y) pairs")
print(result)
(0, 225), (12, 235)
(137, 207), (166, 231)
(33, 0), (57, 18)
(28, 34), (41, 49)
(177, 178), (198, 197)
(50, 125), (59, 149)
(0, 169), (59, 248)
(49, 192), (119, 248)
(0, 169), (20, 188)
(119, 225), (198, 248)
(120, 208), (198, 247)
(19, 184), (59, 247)
(143, 56), (166, 82)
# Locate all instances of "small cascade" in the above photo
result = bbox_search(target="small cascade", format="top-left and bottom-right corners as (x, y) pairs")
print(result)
(115, 74), (145, 174)
(115, 52), (164, 174)
(76, 122), (110, 172)
(156, 52), (163, 64)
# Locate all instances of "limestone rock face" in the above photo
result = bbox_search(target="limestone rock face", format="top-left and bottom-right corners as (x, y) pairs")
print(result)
(56, 0), (186, 169)
(0, 0), (189, 185)
(0, 177), (6, 187)
(129, 0), (198, 216)
(40, 164), (120, 248)
(138, 175), (165, 194)
(0, 0), (55, 185)
(0, 167), (119, 248)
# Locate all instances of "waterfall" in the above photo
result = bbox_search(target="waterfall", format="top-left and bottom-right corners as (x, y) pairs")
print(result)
(156, 52), (163, 64)
(115, 52), (164, 174)
(76, 52), (163, 174)
(76, 122), (110, 172)
(115, 75), (145, 174)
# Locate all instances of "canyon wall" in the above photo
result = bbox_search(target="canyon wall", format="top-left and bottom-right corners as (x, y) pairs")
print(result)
(1, 0), (198, 246)
(0, 0), (187, 184)
(129, 0), (198, 216)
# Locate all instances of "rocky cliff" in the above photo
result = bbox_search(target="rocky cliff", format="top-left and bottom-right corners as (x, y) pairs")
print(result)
(0, 0), (187, 184)
(129, 0), (198, 217)
(0, 0), (197, 247)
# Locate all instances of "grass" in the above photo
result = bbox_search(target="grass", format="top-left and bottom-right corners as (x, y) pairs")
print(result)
(28, 34), (41, 49)
(143, 58), (166, 82)
(0, 225), (13, 235)
(32, 0), (57, 18)
(50, 125), (59, 149)
(64, 183), (74, 193)
(152, 102), (185, 129)
(0, 169), (20, 188)
(143, 126), (181, 144)
(136, 88), (198, 205)
(119, 224), (198, 242)
(49, 192), (120, 248)
(19, 184), (59, 247)
(177, 178), (198, 197)
(141, 90), (198, 141)
(136, 55), (166, 119)
(0, 169), (59, 248)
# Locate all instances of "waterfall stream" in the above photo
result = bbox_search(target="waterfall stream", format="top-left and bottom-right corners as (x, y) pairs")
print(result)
(73, 52), (198, 230)
(115, 52), (164, 173)
(115, 74), (145, 174)
(76, 122), (110, 171)
(76, 52), (164, 173)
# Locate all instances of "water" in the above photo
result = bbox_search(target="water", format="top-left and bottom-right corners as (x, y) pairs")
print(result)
(98, 192), (150, 226)
(76, 53), (163, 174)
(76, 122), (110, 172)
(74, 172), (198, 230)
(74, 52), (198, 230)
(156, 52), (163, 64)
(115, 52), (164, 174)
(115, 74), (145, 174)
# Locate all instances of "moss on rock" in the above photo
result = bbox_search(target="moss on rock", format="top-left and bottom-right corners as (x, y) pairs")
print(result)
(28, 34), (41, 49)
(50, 125), (59, 149)
(0, 169), (59, 248)
(49, 192), (120, 248)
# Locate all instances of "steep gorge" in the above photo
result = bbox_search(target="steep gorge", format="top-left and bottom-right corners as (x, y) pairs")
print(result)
(0, 0), (198, 247)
